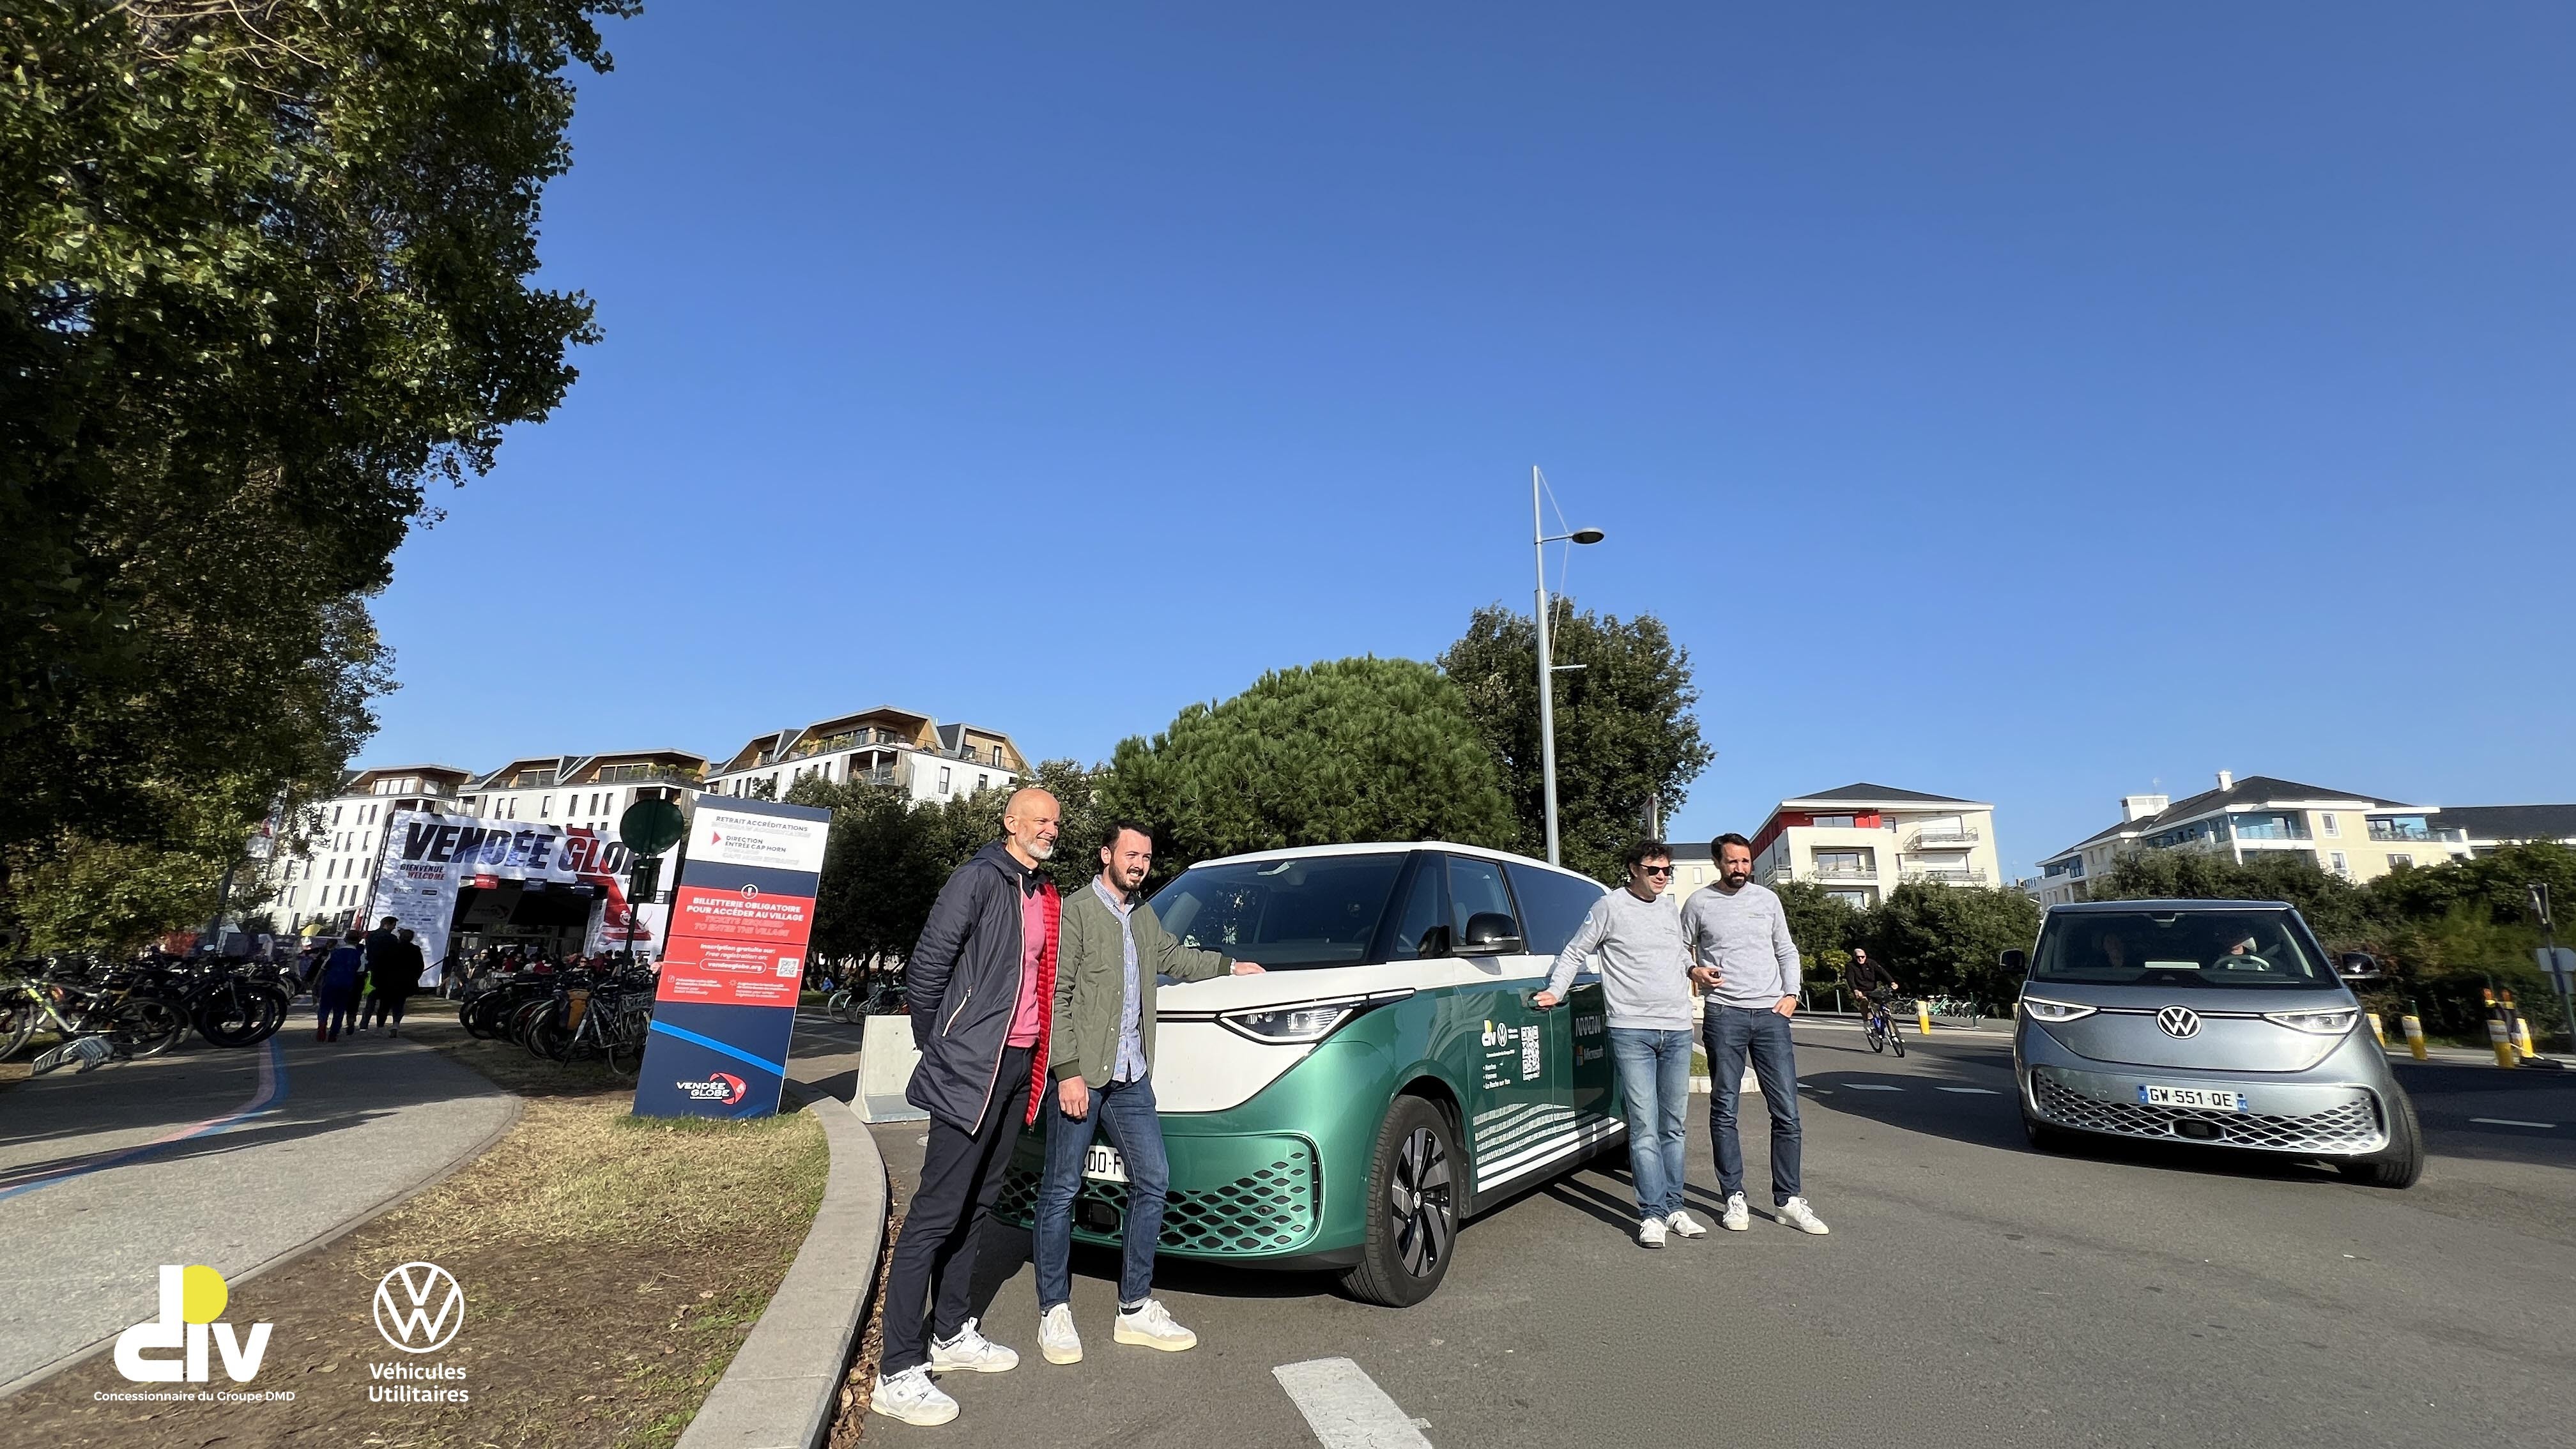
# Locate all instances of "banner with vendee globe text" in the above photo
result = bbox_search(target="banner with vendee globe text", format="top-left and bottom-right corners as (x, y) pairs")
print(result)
(632, 794), (832, 1120)
(369, 809), (653, 985)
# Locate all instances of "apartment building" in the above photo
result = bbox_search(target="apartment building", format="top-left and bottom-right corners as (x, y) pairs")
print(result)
(459, 749), (707, 832)
(1664, 784), (2003, 910)
(263, 764), (475, 933)
(2027, 771), (2498, 906)
(705, 705), (1028, 806)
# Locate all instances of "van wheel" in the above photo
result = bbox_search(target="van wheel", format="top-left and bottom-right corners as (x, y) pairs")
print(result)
(1340, 1096), (1459, 1307)
(2338, 1091), (2425, 1188)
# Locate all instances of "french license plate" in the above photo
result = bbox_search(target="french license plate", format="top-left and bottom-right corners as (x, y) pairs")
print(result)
(2140, 1084), (2247, 1112)
(1083, 1144), (1128, 1183)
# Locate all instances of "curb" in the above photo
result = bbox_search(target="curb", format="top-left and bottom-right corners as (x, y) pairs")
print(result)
(678, 1088), (888, 1449)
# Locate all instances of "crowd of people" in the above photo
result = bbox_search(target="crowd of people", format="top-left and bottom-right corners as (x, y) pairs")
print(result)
(300, 917), (427, 1041)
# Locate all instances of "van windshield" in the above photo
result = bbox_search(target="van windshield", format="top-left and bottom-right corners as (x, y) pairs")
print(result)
(2031, 910), (2333, 989)
(1147, 854), (1407, 970)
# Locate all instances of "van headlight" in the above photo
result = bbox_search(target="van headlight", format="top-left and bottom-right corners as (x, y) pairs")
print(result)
(2262, 1008), (2359, 1036)
(2019, 996), (2097, 1023)
(1217, 989), (1413, 1045)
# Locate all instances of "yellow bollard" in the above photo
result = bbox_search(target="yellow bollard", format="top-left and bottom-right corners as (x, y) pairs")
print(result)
(2485, 988), (2519, 1068)
(2400, 1009), (2428, 1061)
(2508, 991), (2536, 1057)
(1916, 999), (1934, 1036)
(2366, 1012), (2387, 1049)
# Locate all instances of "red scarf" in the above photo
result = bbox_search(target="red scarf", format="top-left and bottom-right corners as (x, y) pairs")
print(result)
(1023, 879), (1061, 1125)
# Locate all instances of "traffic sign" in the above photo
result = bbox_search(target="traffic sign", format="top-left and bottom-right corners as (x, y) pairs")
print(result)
(619, 797), (687, 857)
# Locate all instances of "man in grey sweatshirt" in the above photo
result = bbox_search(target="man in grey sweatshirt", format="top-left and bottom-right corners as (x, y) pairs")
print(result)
(1678, 832), (1830, 1236)
(1536, 839), (1706, 1247)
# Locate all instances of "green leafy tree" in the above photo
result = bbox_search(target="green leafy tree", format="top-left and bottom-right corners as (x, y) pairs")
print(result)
(1773, 879), (1864, 974)
(1439, 602), (1713, 882)
(1862, 882), (2041, 1004)
(2087, 848), (2377, 946)
(1, 1), (633, 891)
(1099, 658), (1517, 880)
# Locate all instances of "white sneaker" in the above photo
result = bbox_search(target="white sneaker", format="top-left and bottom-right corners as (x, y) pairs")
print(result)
(1721, 1192), (1751, 1231)
(1636, 1215), (1667, 1248)
(928, 1317), (1019, 1373)
(1112, 1298), (1198, 1352)
(1665, 1209), (1708, 1239)
(871, 1365), (959, 1426)
(1039, 1302), (1083, 1364)
(1777, 1196), (1831, 1234)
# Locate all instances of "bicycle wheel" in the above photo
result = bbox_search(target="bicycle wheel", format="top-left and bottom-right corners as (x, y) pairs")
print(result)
(196, 980), (286, 1047)
(0, 996), (38, 1061)
(827, 990), (856, 1024)
(107, 996), (190, 1058)
(1889, 1022), (1907, 1058)
(1864, 1018), (1885, 1053)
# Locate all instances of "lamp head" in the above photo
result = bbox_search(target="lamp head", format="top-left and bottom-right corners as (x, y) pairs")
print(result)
(1569, 527), (1606, 546)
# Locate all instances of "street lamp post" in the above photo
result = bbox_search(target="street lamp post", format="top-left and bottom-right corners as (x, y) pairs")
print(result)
(1531, 466), (1606, 866)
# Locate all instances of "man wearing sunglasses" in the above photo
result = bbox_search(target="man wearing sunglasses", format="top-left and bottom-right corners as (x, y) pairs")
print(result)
(1535, 839), (1705, 1247)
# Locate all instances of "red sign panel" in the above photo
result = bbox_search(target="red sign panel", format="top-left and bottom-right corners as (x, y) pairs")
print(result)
(655, 884), (816, 1009)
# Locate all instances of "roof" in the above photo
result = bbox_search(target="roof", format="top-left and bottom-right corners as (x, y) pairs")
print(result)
(2045, 899), (2296, 914)
(2431, 804), (2576, 842)
(2044, 774), (2423, 861)
(1781, 783), (1989, 809)
(1186, 840), (1603, 885)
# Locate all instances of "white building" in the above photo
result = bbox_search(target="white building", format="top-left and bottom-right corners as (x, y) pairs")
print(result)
(1666, 784), (2004, 910)
(706, 705), (1029, 806)
(263, 763), (475, 935)
(457, 748), (706, 833)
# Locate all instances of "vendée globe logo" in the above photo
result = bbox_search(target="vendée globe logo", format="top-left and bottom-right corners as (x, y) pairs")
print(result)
(374, 1262), (466, 1353)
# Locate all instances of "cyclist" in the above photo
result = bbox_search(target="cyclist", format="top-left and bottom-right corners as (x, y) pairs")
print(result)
(1845, 947), (1902, 1029)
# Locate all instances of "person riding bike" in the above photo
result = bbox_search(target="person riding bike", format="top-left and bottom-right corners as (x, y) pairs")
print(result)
(1845, 948), (1902, 1024)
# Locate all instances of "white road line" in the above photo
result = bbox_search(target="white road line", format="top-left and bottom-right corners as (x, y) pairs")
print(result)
(2471, 1117), (2558, 1130)
(1844, 1083), (1903, 1091)
(1273, 1358), (1435, 1448)
(1938, 1086), (2002, 1094)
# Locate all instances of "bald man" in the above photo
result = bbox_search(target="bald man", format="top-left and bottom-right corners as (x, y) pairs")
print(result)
(873, 787), (1064, 1428)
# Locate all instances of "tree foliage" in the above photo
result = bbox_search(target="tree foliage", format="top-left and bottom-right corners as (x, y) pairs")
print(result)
(1, 2), (632, 898)
(1774, 878), (1864, 973)
(1099, 657), (1517, 881)
(1439, 602), (1713, 882)
(1860, 882), (2041, 1005)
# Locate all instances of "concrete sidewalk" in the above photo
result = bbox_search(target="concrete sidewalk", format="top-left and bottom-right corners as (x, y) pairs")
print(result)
(0, 1027), (518, 1395)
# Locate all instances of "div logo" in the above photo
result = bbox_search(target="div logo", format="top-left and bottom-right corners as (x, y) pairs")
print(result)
(114, 1264), (272, 1383)
(374, 1262), (466, 1353)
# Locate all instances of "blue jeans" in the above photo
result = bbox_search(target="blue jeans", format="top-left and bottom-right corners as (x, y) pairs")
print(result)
(1705, 1004), (1803, 1205)
(1609, 1027), (1693, 1220)
(1033, 1074), (1170, 1310)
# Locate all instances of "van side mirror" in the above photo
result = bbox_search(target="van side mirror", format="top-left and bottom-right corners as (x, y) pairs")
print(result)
(1461, 912), (1524, 955)
(2000, 949), (2028, 976)
(2336, 951), (2380, 981)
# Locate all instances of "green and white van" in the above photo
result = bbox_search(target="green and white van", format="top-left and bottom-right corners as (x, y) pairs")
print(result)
(994, 842), (1623, 1305)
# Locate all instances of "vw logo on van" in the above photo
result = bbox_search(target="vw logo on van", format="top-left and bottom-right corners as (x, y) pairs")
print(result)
(2156, 1006), (2202, 1038)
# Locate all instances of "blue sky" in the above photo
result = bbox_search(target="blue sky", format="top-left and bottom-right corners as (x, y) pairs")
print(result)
(367, 3), (2576, 877)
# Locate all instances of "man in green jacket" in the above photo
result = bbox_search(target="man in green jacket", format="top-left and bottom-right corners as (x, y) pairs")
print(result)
(1032, 820), (1261, 1366)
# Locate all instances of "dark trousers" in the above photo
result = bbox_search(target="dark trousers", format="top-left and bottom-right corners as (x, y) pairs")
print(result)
(880, 1047), (1031, 1377)
(360, 989), (408, 1027)
(318, 985), (361, 1035)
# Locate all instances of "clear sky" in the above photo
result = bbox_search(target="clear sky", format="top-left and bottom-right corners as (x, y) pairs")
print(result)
(365, 3), (2576, 876)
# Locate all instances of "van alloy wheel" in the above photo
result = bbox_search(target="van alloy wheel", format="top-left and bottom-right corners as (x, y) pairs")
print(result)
(1392, 1125), (1453, 1277)
(1342, 1094), (1461, 1307)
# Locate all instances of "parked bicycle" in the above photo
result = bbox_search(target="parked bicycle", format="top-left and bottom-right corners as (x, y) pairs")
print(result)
(1, 958), (191, 1064)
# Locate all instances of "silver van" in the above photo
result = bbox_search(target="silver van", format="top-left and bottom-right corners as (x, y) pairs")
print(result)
(2007, 900), (2423, 1188)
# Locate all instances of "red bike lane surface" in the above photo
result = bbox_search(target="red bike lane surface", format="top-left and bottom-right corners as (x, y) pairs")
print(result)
(0, 1031), (516, 1394)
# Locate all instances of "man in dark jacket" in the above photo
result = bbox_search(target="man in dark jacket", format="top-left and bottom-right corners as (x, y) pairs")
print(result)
(871, 787), (1061, 1429)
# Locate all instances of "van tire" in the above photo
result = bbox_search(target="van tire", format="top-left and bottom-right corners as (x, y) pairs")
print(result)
(1340, 1095), (1460, 1308)
(2338, 1090), (2424, 1188)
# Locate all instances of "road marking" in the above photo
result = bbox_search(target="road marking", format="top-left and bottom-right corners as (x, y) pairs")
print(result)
(1844, 1083), (1903, 1091)
(2471, 1117), (2558, 1130)
(1938, 1086), (2002, 1094)
(1274, 1357), (1435, 1448)
(0, 1035), (288, 1201)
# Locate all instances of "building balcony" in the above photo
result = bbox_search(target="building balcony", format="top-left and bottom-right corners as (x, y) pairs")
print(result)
(1903, 866), (1991, 885)
(1806, 863), (1878, 882)
(590, 766), (702, 786)
(1908, 827), (1980, 850)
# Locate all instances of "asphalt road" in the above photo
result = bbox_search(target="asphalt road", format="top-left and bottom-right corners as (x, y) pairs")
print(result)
(852, 1016), (2575, 1449)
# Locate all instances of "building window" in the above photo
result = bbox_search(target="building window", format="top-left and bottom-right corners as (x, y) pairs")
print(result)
(2388, 854), (2413, 869)
(977, 774), (989, 793)
(332, 806), (343, 825)
(2329, 851), (2349, 875)
(1692, 866), (1705, 883)
(2322, 813), (2340, 838)
(1811, 815), (1855, 829)
(938, 766), (952, 794)
(540, 795), (552, 818)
